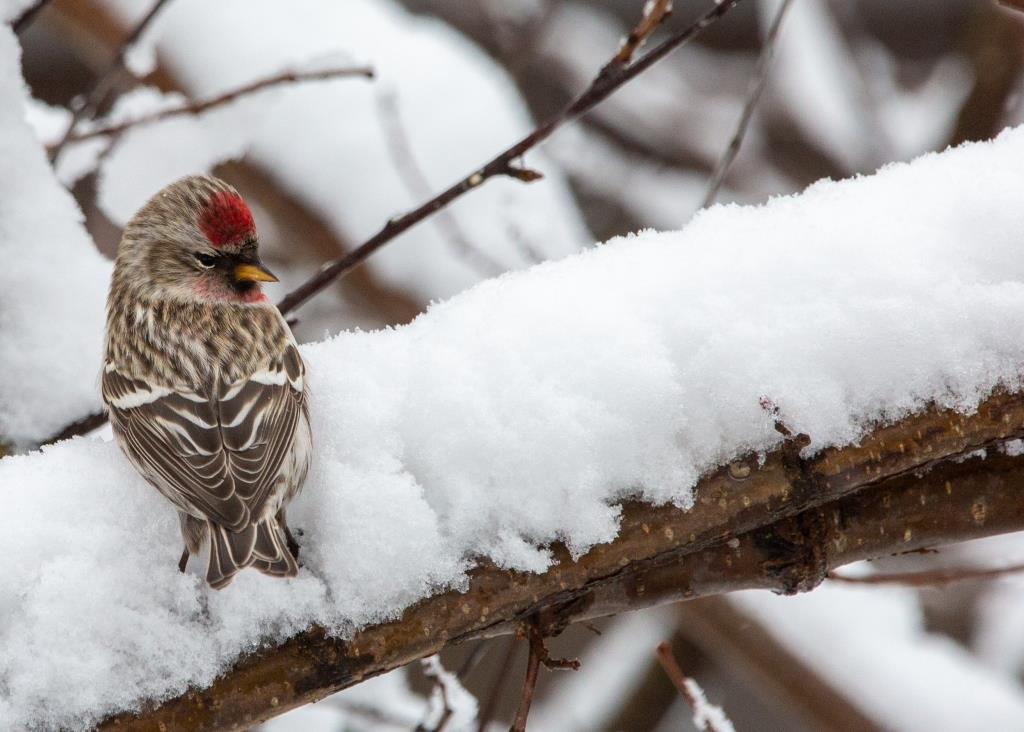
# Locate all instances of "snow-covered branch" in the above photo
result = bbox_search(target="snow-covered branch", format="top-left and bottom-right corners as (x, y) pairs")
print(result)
(9, 7), (1024, 723)
(96, 392), (1024, 730)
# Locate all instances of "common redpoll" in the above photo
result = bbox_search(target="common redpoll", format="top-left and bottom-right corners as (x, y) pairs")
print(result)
(102, 175), (311, 589)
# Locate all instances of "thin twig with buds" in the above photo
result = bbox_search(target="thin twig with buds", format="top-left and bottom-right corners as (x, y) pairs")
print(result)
(274, 0), (747, 317)
(510, 620), (580, 732)
(702, 0), (793, 208)
(49, 0), (173, 164)
(58, 66), (374, 147)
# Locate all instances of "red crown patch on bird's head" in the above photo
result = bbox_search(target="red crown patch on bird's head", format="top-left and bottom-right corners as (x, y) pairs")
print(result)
(198, 191), (256, 248)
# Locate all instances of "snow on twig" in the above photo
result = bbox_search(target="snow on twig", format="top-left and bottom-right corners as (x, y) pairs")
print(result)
(414, 655), (479, 732)
(510, 620), (580, 732)
(655, 642), (736, 732)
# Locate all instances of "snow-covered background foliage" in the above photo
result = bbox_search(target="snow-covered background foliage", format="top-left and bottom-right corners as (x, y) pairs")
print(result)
(5, 0), (1024, 729)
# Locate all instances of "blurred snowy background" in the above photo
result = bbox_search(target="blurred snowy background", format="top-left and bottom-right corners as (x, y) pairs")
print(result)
(6, 0), (1024, 729)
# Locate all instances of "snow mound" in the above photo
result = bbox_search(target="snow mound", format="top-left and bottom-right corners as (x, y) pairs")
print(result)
(6, 119), (1024, 727)
(0, 27), (110, 446)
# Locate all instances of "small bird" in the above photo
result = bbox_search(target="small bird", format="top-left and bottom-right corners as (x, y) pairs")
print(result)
(103, 175), (311, 589)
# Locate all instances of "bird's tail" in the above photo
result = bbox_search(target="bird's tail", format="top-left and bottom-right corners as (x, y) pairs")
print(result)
(206, 517), (298, 589)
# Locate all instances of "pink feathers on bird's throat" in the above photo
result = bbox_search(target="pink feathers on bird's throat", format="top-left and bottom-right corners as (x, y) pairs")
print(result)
(199, 191), (255, 248)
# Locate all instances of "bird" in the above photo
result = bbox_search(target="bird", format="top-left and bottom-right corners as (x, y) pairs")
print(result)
(102, 175), (311, 589)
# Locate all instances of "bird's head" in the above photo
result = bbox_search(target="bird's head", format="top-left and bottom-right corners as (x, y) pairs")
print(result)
(116, 175), (278, 304)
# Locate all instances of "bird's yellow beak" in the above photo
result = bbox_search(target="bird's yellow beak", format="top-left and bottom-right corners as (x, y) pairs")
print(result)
(233, 262), (278, 284)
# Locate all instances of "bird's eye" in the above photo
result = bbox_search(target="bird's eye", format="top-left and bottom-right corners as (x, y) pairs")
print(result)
(195, 253), (217, 269)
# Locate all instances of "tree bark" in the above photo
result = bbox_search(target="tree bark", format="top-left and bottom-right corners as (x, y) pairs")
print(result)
(97, 390), (1024, 731)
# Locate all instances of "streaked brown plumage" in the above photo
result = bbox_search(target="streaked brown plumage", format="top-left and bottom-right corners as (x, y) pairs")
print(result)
(103, 175), (311, 589)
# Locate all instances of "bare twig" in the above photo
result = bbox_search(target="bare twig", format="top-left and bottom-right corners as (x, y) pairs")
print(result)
(375, 90), (503, 276)
(509, 620), (579, 732)
(49, 0), (173, 164)
(702, 0), (793, 208)
(655, 642), (735, 732)
(655, 643), (707, 719)
(509, 628), (543, 732)
(274, 0), (746, 317)
(60, 66), (374, 146)
(476, 636), (518, 732)
(828, 561), (1024, 587)
(12, 0), (51, 34)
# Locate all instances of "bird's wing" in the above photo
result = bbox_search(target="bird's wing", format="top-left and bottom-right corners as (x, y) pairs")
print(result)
(103, 345), (306, 531)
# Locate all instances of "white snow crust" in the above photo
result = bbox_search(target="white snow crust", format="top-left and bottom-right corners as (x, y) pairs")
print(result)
(6, 118), (1024, 727)
(0, 27), (110, 445)
(682, 676), (736, 732)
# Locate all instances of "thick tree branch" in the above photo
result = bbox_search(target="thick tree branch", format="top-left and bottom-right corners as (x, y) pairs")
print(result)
(97, 390), (1024, 731)
(274, 0), (747, 317)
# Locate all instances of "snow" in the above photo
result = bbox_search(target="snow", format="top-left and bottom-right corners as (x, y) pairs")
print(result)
(8, 111), (1024, 727)
(419, 655), (478, 731)
(0, 27), (110, 446)
(682, 677), (736, 732)
(95, 0), (592, 306)
(734, 584), (1024, 730)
